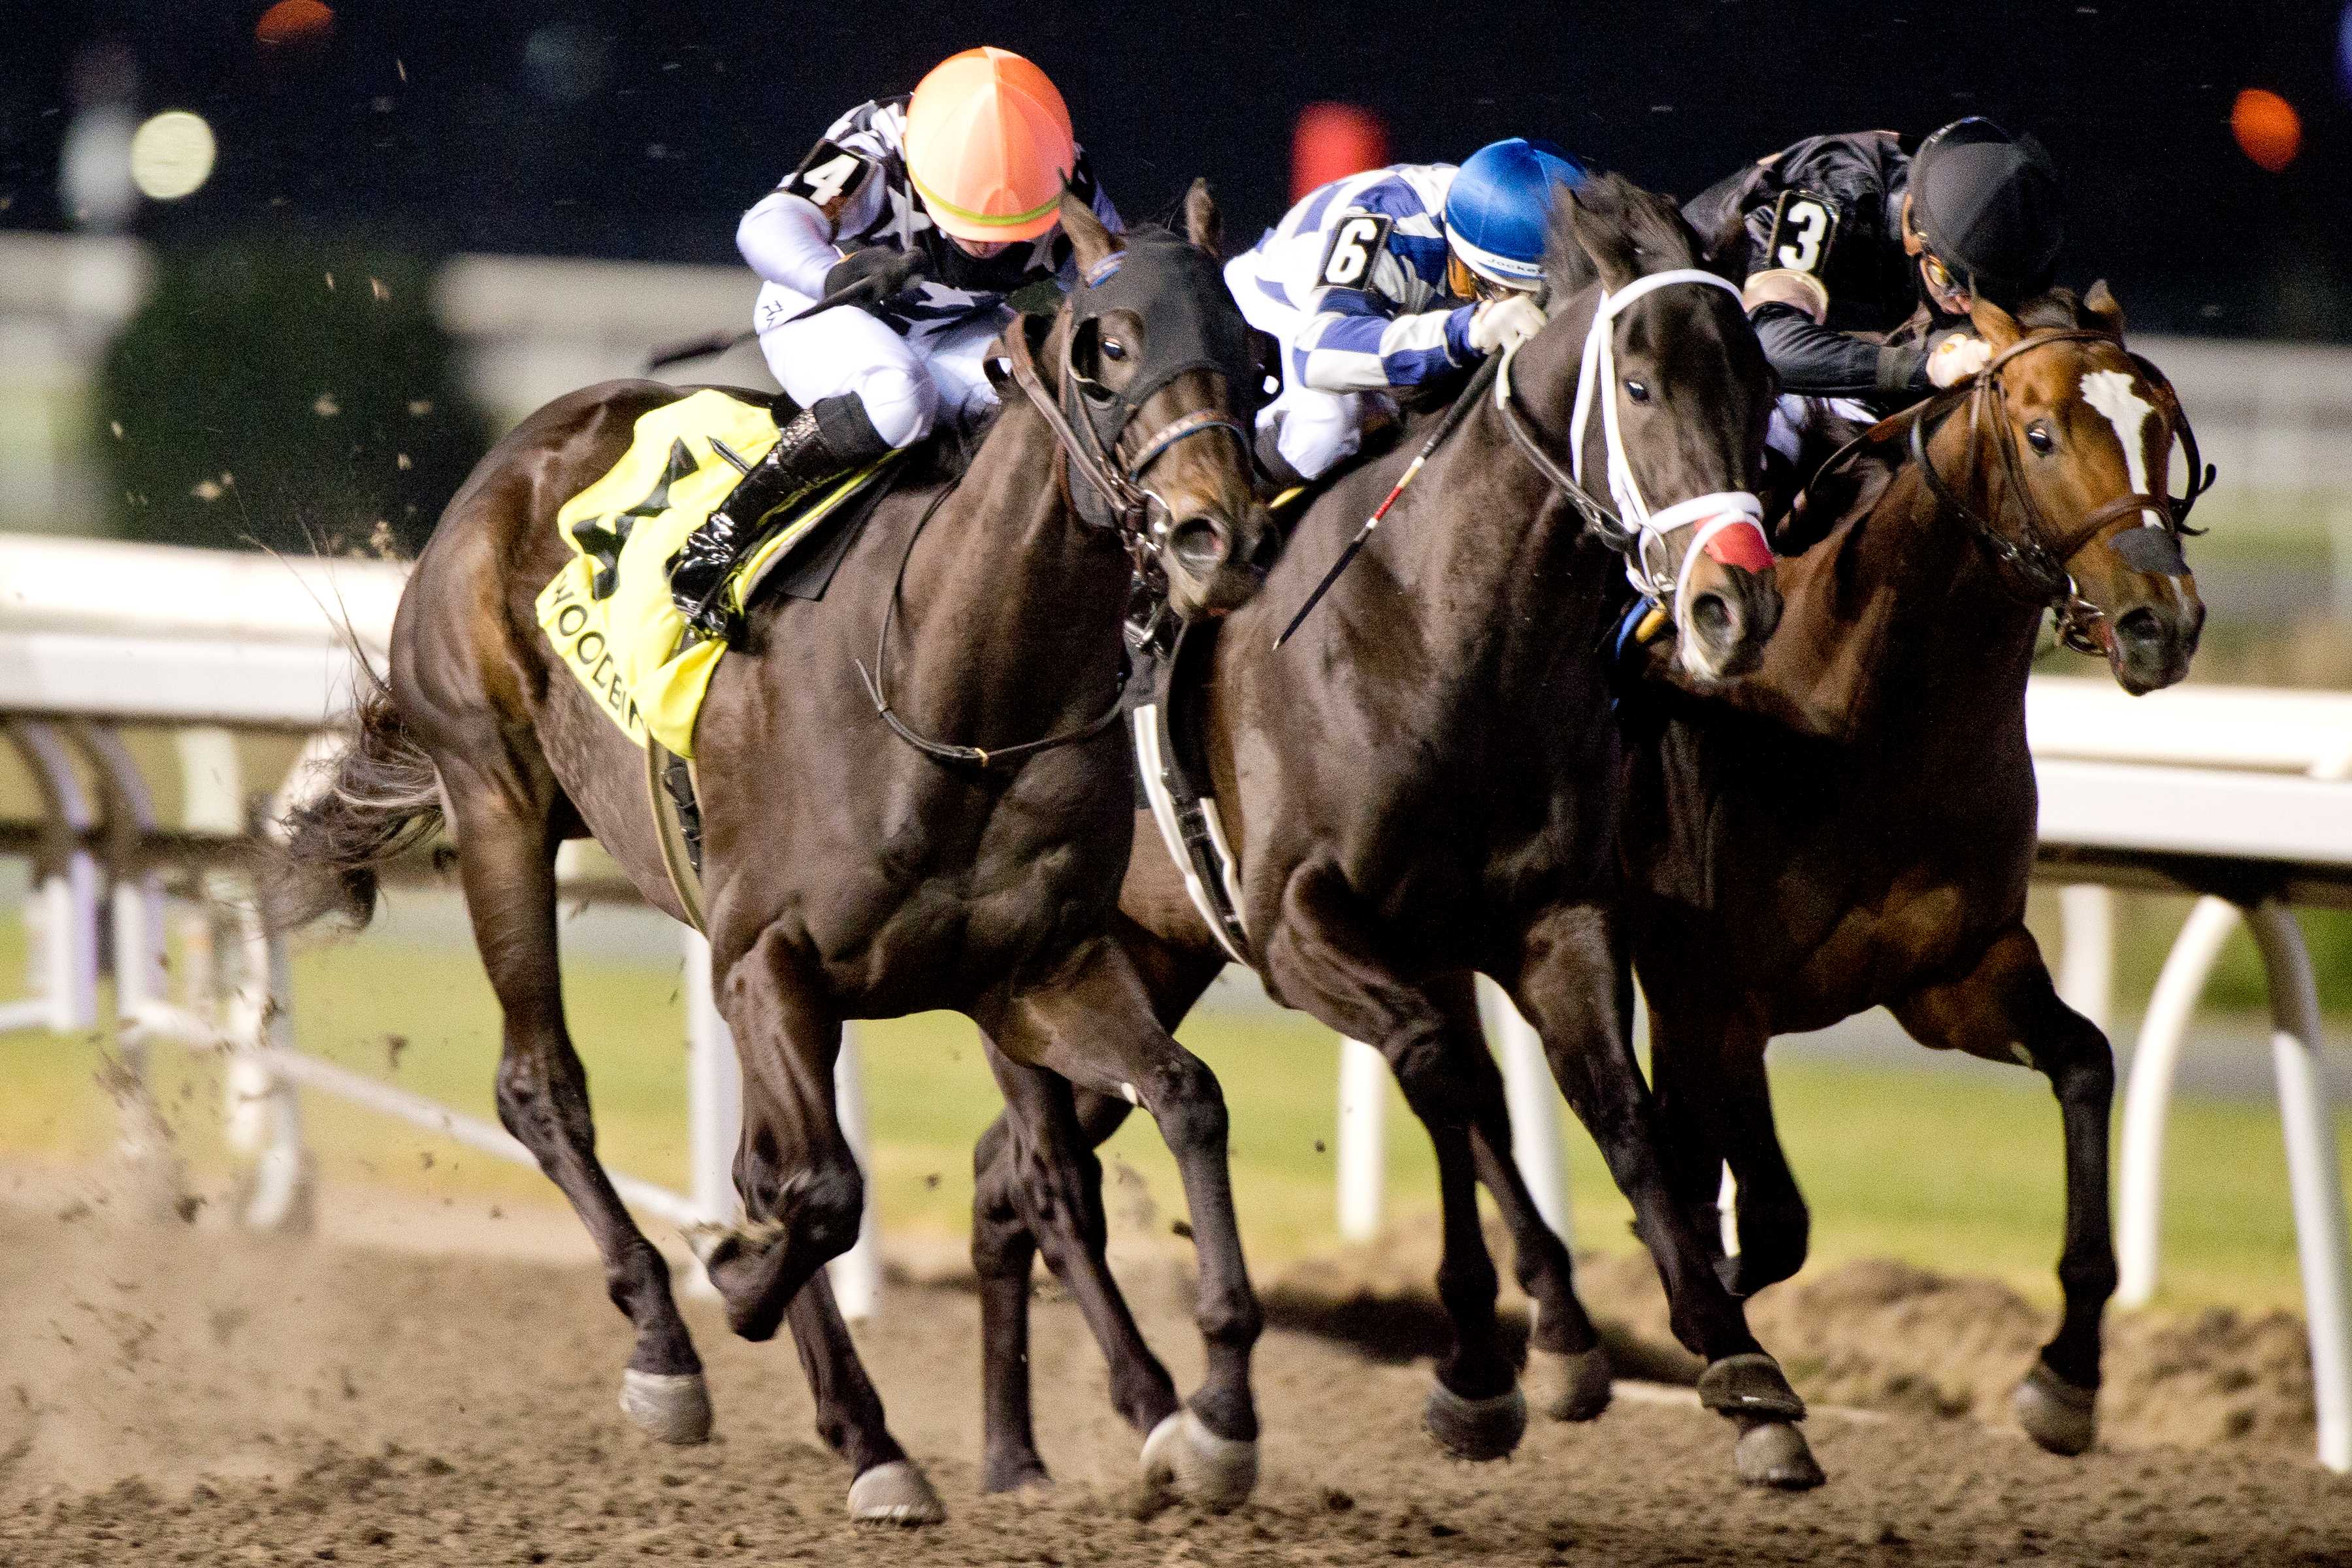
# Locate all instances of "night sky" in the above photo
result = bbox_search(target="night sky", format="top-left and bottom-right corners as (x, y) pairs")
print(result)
(6, 0), (2349, 340)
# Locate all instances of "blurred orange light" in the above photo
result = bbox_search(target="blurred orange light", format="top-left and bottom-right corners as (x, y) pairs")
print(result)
(2231, 88), (2301, 172)
(255, 0), (335, 47)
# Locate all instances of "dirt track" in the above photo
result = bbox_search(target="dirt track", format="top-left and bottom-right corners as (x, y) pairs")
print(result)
(3, 1190), (2348, 1567)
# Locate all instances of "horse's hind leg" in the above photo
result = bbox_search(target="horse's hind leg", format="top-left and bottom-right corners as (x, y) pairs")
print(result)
(1506, 902), (1821, 1489)
(1416, 973), (1612, 1424)
(438, 763), (709, 1445)
(970, 917), (1211, 1494)
(985, 939), (1262, 1512)
(973, 1051), (1173, 1492)
(691, 923), (941, 1524)
(1893, 924), (2115, 1459)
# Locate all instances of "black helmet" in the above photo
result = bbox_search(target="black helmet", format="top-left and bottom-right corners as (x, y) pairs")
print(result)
(1910, 118), (2063, 306)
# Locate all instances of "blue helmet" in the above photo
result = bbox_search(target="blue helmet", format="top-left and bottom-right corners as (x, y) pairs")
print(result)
(1443, 138), (1592, 290)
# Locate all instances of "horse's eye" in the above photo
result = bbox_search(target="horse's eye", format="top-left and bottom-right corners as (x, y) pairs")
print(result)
(2026, 421), (2054, 455)
(1624, 378), (1650, 404)
(1101, 338), (1128, 363)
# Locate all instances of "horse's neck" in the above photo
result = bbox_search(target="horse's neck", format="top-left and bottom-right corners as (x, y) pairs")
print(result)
(887, 397), (1126, 732)
(1745, 438), (2044, 742)
(1385, 297), (1605, 693)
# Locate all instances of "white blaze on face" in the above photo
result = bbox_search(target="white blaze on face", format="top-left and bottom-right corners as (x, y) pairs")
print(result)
(2079, 367), (2161, 528)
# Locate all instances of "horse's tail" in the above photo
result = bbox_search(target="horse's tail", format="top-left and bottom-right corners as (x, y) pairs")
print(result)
(270, 667), (442, 934)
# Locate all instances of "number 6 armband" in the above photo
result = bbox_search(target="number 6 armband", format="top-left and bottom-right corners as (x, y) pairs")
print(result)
(1316, 212), (1394, 292)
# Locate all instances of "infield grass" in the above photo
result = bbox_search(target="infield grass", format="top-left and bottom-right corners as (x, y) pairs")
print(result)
(0, 910), (2344, 1316)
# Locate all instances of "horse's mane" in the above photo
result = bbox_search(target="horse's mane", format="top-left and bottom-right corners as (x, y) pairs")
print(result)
(1541, 172), (1705, 304)
(2014, 287), (2087, 333)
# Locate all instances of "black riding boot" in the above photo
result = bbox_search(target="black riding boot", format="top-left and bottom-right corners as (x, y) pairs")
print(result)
(669, 392), (891, 642)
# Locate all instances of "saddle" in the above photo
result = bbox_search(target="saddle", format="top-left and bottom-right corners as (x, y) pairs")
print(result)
(534, 387), (906, 925)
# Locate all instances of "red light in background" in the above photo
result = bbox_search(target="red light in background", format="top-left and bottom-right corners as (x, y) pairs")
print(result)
(1292, 103), (1388, 201)
(255, 1), (335, 48)
(2231, 88), (2301, 172)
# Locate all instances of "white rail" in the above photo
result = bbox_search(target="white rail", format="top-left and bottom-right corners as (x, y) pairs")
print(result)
(0, 534), (881, 1318)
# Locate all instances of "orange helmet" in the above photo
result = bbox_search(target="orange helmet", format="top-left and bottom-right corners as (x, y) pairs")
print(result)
(904, 47), (1075, 244)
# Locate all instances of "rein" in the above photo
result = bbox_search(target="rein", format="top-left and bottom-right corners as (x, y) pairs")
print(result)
(853, 256), (1252, 772)
(1495, 267), (1770, 604)
(1808, 326), (2212, 653)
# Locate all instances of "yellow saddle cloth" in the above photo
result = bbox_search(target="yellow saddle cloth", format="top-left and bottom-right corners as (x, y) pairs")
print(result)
(534, 389), (888, 759)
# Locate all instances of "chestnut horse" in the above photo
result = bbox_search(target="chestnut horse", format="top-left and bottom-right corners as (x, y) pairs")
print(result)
(274, 189), (1275, 1524)
(1618, 284), (2206, 1462)
(964, 176), (1831, 1492)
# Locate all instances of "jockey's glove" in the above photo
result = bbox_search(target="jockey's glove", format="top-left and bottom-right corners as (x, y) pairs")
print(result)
(823, 246), (929, 310)
(1469, 293), (1546, 357)
(1927, 332), (1993, 388)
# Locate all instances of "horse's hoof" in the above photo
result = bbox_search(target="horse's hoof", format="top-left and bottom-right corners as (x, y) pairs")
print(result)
(1734, 1418), (1825, 1490)
(1423, 1377), (1527, 1462)
(979, 1452), (1053, 1495)
(847, 1460), (946, 1526)
(2014, 1361), (2098, 1456)
(1529, 1345), (1613, 1422)
(1696, 1352), (1807, 1422)
(617, 1369), (712, 1445)
(1142, 1409), (1260, 1512)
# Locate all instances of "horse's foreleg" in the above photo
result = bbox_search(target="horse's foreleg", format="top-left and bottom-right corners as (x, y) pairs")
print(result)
(695, 924), (941, 1524)
(1417, 973), (1612, 1423)
(973, 1049), (1171, 1492)
(1893, 924), (2115, 1458)
(439, 766), (709, 1446)
(986, 939), (1261, 1512)
(1646, 990), (1810, 1298)
(1260, 876), (1525, 1460)
(1507, 903), (1822, 1489)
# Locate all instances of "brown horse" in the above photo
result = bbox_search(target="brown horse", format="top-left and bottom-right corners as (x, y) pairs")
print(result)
(1616, 284), (2206, 1461)
(274, 189), (1276, 1524)
(963, 176), (1829, 1493)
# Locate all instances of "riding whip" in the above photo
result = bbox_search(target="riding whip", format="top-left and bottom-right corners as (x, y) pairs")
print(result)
(642, 252), (930, 372)
(1271, 351), (1502, 651)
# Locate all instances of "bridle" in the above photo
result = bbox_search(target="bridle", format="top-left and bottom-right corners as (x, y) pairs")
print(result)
(856, 230), (1258, 770)
(1820, 326), (2212, 653)
(1494, 267), (1772, 609)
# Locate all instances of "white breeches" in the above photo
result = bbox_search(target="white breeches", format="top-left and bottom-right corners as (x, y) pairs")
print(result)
(755, 282), (1008, 448)
(1222, 251), (1388, 482)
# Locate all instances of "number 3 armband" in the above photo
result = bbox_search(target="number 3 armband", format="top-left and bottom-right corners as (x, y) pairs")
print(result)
(785, 138), (877, 220)
(1317, 212), (1393, 291)
(1762, 189), (1837, 278)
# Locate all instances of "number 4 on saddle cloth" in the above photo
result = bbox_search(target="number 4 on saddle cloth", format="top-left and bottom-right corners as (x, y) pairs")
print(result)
(535, 389), (902, 921)
(535, 388), (902, 762)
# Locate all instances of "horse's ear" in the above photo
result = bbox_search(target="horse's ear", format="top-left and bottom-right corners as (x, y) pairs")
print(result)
(1182, 178), (1223, 259)
(1060, 189), (1122, 276)
(1570, 172), (1642, 292)
(1969, 293), (2024, 351)
(2083, 279), (2127, 342)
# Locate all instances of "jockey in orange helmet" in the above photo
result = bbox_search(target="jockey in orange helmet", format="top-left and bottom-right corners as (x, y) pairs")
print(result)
(672, 46), (1122, 638)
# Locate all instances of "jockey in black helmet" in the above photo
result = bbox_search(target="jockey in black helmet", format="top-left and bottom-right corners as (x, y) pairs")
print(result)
(1687, 118), (2062, 426)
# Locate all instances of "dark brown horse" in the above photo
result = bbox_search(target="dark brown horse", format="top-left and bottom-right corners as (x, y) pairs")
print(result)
(1617, 284), (2205, 1460)
(963, 176), (1828, 1494)
(274, 189), (1276, 1524)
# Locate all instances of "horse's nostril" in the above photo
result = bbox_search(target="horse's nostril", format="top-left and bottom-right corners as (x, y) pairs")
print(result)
(2114, 606), (2164, 647)
(1168, 516), (1230, 575)
(1690, 591), (1735, 645)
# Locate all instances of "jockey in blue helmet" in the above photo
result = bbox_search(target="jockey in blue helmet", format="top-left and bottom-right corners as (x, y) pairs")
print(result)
(1225, 137), (1590, 483)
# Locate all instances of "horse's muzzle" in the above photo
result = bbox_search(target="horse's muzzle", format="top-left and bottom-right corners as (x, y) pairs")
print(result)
(2108, 602), (2201, 695)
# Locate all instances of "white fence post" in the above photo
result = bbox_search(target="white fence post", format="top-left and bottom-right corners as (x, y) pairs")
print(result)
(680, 928), (878, 1320)
(1336, 1037), (1387, 1241)
(1478, 979), (1569, 1244)
(2115, 896), (2242, 1307)
(2246, 902), (2352, 1474)
(2057, 883), (2115, 1035)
